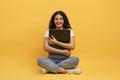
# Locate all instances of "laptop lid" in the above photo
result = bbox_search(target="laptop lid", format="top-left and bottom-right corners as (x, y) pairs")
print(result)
(49, 29), (70, 43)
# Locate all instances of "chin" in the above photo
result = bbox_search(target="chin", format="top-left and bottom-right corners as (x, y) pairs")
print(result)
(56, 26), (61, 28)
(56, 27), (63, 29)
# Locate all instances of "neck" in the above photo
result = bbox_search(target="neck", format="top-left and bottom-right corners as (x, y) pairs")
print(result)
(56, 27), (63, 30)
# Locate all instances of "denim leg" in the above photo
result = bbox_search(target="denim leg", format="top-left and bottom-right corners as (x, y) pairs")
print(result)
(57, 57), (79, 69)
(37, 57), (59, 73)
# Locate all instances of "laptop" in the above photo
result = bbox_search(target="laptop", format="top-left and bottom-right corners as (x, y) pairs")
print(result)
(49, 29), (70, 43)
(49, 29), (70, 49)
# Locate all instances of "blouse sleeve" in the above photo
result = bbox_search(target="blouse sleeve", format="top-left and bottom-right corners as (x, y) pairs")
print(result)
(44, 29), (49, 37)
(70, 29), (74, 37)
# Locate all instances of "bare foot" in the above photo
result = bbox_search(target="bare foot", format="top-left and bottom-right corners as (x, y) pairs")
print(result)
(57, 67), (67, 74)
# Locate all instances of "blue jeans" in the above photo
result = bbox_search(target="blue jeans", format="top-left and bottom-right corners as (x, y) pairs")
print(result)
(37, 56), (79, 73)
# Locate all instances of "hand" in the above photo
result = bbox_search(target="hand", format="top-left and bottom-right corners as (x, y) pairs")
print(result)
(48, 35), (58, 44)
(63, 49), (71, 57)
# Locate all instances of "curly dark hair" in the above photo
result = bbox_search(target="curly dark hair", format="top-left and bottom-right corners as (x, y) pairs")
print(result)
(49, 11), (72, 29)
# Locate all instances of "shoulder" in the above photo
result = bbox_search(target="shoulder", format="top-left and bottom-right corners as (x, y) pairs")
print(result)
(68, 28), (74, 37)
(68, 28), (74, 31)
(44, 29), (49, 37)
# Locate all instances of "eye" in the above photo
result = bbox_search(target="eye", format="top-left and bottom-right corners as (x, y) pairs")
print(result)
(54, 18), (58, 20)
(60, 18), (63, 20)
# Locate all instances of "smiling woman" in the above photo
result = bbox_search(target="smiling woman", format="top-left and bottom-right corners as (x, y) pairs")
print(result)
(0, 0), (120, 79)
(37, 11), (81, 74)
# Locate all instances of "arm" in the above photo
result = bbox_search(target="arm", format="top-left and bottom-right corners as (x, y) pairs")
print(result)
(48, 36), (75, 50)
(55, 37), (75, 50)
(44, 37), (70, 56)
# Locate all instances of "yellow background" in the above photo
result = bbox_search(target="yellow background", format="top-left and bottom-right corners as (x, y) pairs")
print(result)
(0, 0), (120, 80)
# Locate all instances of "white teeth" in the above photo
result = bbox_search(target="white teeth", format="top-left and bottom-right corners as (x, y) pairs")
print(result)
(57, 23), (60, 25)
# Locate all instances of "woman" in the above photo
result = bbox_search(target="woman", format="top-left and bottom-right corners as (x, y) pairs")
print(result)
(37, 11), (80, 74)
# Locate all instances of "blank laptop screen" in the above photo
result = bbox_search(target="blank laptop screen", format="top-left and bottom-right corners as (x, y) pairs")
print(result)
(49, 29), (70, 43)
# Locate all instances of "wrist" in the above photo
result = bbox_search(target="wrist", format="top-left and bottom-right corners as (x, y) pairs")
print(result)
(55, 40), (59, 45)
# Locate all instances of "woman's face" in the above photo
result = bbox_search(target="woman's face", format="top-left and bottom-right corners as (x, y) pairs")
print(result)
(54, 14), (64, 29)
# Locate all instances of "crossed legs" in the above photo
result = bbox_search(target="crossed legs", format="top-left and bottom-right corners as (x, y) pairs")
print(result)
(37, 57), (79, 74)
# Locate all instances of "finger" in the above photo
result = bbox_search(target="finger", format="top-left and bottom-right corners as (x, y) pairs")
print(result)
(48, 39), (52, 43)
(48, 37), (52, 40)
(47, 39), (50, 42)
(65, 54), (70, 57)
(51, 35), (55, 39)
